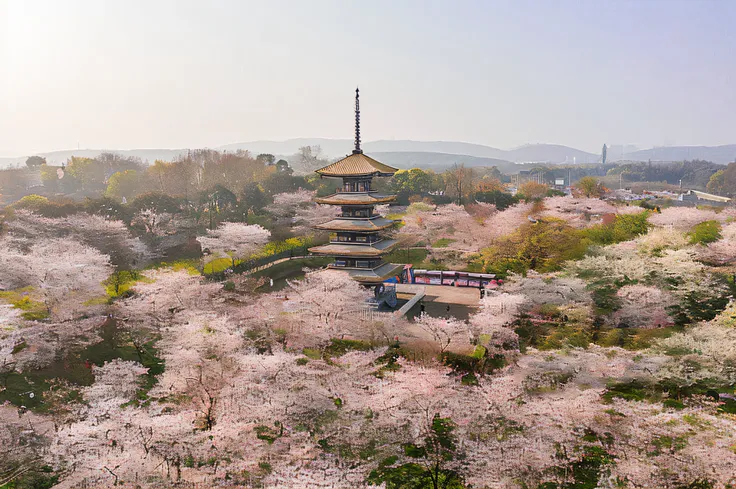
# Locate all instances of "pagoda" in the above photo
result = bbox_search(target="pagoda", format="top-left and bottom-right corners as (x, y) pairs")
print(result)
(309, 88), (403, 285)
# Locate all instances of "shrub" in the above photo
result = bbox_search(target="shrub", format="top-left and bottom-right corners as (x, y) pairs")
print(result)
(583, 211), (651, 245)
(688, 220), (721, 245)
(15, 194), (50, 211)
(474, 190), (519, 210)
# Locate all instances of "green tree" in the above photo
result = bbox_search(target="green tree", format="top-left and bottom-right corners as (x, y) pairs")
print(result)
(257, 153), (276, 166)
(131, 192), (182, 213)
(25, 155), (46, 168)
(474, 189), (518, 210)
(390, 168), (441, 203)
(573, 176), (605, 198)
(65, 156), (106, 194)
(39, 164), (63, 193)
(517, 181), (548, 201)
(199, 185), (237, 229)
(367, 415), (466, 489)
(275, 159), (293, 175)
(241, 182), (268, 214)
(707, 169), (725, 194)
(444, 164), (475, 205)
(105, 170), (141, 201)
(481, 218), (588, 274)
(688, 220), (722, 245)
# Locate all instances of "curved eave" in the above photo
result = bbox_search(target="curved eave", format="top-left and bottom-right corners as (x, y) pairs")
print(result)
(317, 171), (395, 178)
(315, 152), (398, 177)
(314, 217), (396, 232)
(309, 240), (399, 257)
(315, 193), (397, 205)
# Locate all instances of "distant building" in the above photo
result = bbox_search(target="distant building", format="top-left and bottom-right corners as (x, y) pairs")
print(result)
(679, 190), (732, 204)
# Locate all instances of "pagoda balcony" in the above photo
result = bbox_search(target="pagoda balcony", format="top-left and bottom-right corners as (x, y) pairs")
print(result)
(308, 238), (399, 258)
(334, 187), (378, 193)
(315, 192), (396, 206)
(315, 216), (396, 232)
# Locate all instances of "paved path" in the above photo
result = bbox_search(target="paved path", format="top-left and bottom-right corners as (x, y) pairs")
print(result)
(419, 285), (482, 306)
(243, 255), (310, 275)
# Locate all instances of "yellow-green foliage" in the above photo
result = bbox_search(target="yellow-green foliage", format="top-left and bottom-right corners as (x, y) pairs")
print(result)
(250, 237), (311, 260)
(481, 218), (589, 274)
(582, 211), (651, 245)
(149, 259), (200, 275)
(203, 257), (238, 275)
(687, 220), (722, 245)
(0, 288), (49, 321)
(406, 202), (434, 214)
(104, 270), (154, 298)
(14, 194), (50, 211)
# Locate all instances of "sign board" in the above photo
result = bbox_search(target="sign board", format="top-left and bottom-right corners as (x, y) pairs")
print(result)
(555, 178), (565, 186)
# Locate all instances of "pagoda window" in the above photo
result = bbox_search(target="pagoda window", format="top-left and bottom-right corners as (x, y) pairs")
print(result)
(334, 259), (347, 267)
(356, 235), (368, 242)
(356, 260), (371, 268)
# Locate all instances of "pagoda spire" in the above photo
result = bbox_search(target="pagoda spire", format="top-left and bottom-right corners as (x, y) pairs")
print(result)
(353, 87), (362, 154)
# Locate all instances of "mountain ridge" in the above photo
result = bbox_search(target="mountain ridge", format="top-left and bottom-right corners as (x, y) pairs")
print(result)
(1, 140), (735, 169)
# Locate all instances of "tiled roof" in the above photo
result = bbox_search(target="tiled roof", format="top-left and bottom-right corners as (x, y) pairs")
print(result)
(316, 153), (398, 177)
(314, 217), (395, 232)
(345, 263), (405, 284)
(309, 239), (399, 257)
(315, 192), (396, 205)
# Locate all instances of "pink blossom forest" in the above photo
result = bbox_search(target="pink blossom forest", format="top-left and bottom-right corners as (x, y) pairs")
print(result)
(3, 151), (736, 489)
(4, 3), (736, 486)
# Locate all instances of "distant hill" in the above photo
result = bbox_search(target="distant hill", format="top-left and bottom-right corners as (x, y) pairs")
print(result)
(2, 140), (735, 170)
(504, 144), (598, 164)
(218, 139), (596, 163)
(369, 152), (519, 173)
(0, 148), (191, 168)
(621, 145), (736, 165)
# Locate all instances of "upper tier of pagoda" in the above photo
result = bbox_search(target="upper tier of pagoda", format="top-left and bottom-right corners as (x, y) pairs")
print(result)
(315, 152), (398, 178)
(308, 87), (403, 285)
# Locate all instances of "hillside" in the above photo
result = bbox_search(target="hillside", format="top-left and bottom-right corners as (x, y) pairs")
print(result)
(623, 145), (736, 165)
(3, 141), (735, 170)
(505, 143), (598, 164)
(369, 151), (518, 172)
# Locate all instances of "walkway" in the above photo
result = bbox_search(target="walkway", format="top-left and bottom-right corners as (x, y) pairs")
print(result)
(395, 284), (426, 316)
(419, 285), (482, 306)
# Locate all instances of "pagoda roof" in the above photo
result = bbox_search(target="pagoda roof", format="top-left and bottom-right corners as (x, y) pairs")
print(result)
(345, 263), (405, 284)
(316, 152), (398, 177)
(309, 239), (399, 257)
(314, 216), (395, 232)
(315, 192), (396, 205)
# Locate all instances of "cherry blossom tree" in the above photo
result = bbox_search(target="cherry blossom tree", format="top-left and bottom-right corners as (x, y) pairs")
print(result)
(414, 313), (473, 353)
(0, 236), (112, 318)
(292, 203), (340, 237)
(614, 284), (675, 328)
(196, 221), (270, 264)
(283, 269), (372, 346)
(5, 210), (154, 268)
(484, 202), (535, 240)
(265, 189), (315, 220)
(648, 206), (728, 230)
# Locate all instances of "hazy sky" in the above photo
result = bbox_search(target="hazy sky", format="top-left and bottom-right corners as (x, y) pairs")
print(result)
(1, 0), (735, 156)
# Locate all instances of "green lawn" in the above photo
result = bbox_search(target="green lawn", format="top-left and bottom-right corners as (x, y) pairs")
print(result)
(432, 238), (457, 248)
(251, 257), (332, 291)
(383, 248), (430, 268)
